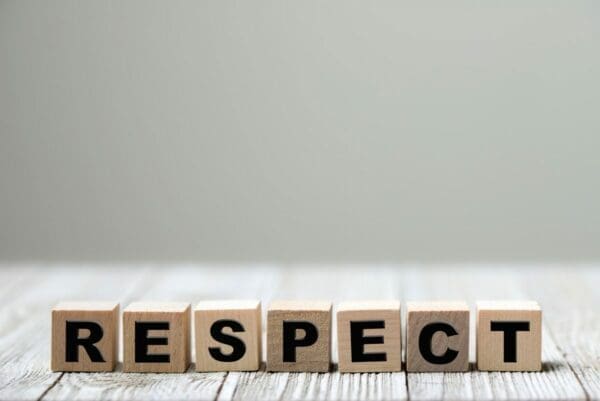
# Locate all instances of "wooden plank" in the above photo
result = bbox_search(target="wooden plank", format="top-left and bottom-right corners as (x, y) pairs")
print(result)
(216, 266), (409, 401)
(44, 265), (279, 401)
(0, 266), (145, 401)
(402, 266), (587, 401)
(0, 264), (595, 401)
(522, 266), (600, 400)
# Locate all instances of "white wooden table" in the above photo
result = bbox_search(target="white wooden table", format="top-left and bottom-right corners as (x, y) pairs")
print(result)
(0, 264), (598, 401)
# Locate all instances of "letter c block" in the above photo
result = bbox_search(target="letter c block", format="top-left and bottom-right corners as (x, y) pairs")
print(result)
(406, 301), (470, 372)
(266, 300), (331, 372)
(51, 301), (119, 372)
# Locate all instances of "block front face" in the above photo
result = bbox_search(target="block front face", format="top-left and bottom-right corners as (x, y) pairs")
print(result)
(51, 302), (119, 372)
(477, 301), (542, 371)
(337, 301), (401, 372)
(123, 302), (191, 373)
(267, 301), (332, 372)
(406, 301), (470, 372)
(195, 300), (261, 372)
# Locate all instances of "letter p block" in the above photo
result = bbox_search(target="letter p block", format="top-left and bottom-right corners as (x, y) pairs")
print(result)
(267, 301), (331, 372)
(51, 302), (119, 372)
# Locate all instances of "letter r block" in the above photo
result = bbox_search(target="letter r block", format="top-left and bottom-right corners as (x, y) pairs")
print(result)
(406, 301), (470, 372)
(477, 301), (542, 371)
(123, 302), (191, 373)
(266, 301), (331, 372)
(337, 301), (401, 372)
(51, 302), (119, 372)
(195, 300), (261, 372)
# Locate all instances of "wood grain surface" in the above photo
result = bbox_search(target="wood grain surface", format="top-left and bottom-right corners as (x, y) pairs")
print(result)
(0, 264), (597, 401)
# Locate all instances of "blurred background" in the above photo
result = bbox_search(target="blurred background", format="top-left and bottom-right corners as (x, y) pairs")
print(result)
(1, 1), (599, 263)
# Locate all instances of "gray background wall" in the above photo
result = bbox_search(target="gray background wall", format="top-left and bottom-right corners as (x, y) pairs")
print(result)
(1, 1), (599, 262)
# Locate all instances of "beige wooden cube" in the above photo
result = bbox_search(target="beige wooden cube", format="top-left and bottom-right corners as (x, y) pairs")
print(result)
(123, 301), (191, 373)
(267, 300), (332, 372)
(406, 301), (470, 372)
(477, 301), (542, 371)
(195, 300), (261, 372)
(337, 300), (401, 372)
(51, 302), (119, 372)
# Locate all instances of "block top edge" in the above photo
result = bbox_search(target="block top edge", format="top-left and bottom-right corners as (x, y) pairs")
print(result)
(195, 299), (260, 310)
(269, 300), (332, 311)
(406, 301), (469, 311)
(337, 300), (401, 311)
(54, 301), (119, 311)
(476, 300), (541, 310)
(124, 301), (190, 312)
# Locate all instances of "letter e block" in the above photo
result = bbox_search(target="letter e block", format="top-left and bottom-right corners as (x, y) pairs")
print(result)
(476, 301), (542, 371)
(195, 300), (261, 372)
(51, 301), (119, 372)
(337, 300), (401, 372)
(267, 300), (331, 372)
(123, 302), (191, 373)
(406, 301), (470, 372)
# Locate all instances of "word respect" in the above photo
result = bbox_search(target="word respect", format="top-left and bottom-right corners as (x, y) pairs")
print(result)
(51, 300), (542, 373)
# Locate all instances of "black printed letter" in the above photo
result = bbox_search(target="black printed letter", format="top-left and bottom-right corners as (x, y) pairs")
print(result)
(65, 321), (105, 362)
(209, 319), (247, 362)
(135, 322), (170, 363)
(418, 322), (459, 364)
(350, 321), (386, 362)
(490, 321), (530, 362)
(282, 321), (318, 362)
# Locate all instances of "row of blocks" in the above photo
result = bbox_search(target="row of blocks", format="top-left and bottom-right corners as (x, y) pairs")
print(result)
(52, 300), (542, 373)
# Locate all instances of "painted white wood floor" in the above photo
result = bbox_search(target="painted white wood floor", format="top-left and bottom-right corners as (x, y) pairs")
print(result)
(0, 264), (597, 401)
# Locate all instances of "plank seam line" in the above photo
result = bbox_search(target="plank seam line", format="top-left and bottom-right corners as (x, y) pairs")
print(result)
(213, 372), (229, 401)
(544, 323), (591, 401)
(405, 366), (411, 401)
(37, 372), (63, 401)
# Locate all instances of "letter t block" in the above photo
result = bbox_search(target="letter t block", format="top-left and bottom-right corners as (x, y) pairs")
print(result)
(51, 301), (119, 372)
(476, 301), (542, 371)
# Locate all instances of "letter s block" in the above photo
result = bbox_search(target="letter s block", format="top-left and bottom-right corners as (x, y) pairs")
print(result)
(123, 302), (191, 373)
(337, 300), (401, 372)
(406, 301), (470, 372)
(51, 302), (119, 372)
(477, 301), (542, 371)
(195, 300), (261, 372)
(266, 301), (331, 372)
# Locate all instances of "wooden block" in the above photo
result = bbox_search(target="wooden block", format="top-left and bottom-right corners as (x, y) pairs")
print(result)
(194, 300), (261, 372)
(406, 301), (470, 372)
(51, 301), (119, 372)
(123, 301), (191, 373)
(337, 300), (401, 372)
(476, 300), (542, 371)
(266, 300), (332, 372)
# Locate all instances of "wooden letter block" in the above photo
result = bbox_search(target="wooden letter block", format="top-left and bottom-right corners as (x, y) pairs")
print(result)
(337, 300), (401, 372)
(195, 300), (261, 372)
(406, 301), (470, 372)
(51, 302), (119, 372)
(476, 301), (542, 371)
(266, 300), (332, 372)
(123, 301), (191, 373)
